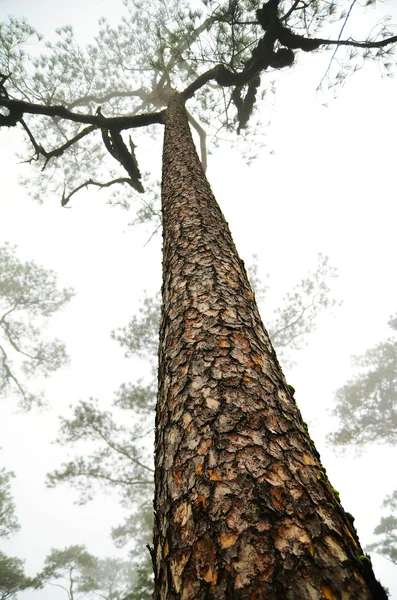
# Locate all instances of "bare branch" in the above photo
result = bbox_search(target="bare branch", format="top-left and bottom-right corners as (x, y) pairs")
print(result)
(61, 178), (142, 207)
(0, 344), (30, 405)
(281, 1), (308, 23)
(187, 111), (207, 172)
(21, 119), (97, 169)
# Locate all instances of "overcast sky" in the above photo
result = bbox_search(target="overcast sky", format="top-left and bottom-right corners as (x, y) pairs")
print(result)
(1, 0), (397, 598)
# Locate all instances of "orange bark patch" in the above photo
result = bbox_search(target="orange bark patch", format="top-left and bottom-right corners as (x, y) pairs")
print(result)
(252, 353), (264, 366)
(203, 566), (217, 585)
(322, 586), (337, 600)
(226, 276), (238, 286)
(197, 463), (203, 475)
(271, 487), (286, 511)
(198, 438), (212, 455)
(194, 495), (207, 511)
(302, 453), (316, 465)
(218, 338), (231, 348)
(207, 469), (222, 481)
(164, 539), (169, 557)
(219, 531), (238, 548)
(232, 331), (251, 352)
(173, 470), (182, 484)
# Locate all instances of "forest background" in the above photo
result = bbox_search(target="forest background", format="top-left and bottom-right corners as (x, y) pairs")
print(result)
(0, 0), (396, 597)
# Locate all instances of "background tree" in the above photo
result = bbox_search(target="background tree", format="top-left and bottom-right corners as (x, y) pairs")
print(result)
(40, 545), (144, 600)
(0, 243), (74, 409)
(329, 313), (397, 568)
(0, 467), (19, 540)
(0, 466), (41, 600)
(40, 545), (98, 600)
(0, 553), (41, 600)
(81, 556), (149, 600)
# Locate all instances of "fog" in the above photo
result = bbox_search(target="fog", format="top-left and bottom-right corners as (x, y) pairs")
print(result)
(1, 0), (397, 598)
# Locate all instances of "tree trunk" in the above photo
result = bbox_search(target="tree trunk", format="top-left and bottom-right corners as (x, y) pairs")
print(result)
(153, 91), (386, 600)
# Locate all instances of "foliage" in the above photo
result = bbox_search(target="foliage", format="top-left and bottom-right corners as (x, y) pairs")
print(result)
(0, 243), (74, 409)
(0, 552), (41, 600)
(46, 399), (154, 504)
(0, 464), (40, 600)
(367, 487), (397, 565)
(83, 556), (151, 600)
(112, 293), (160, 361)
(1, 0), (395, 207)
(249, 252), (340, 367)
(329, 313), (397, 449)
(40, 545), (148, 600)
(328, 314), (397, 567)
(41, 545), (98, 600)
(0, 467), (19, 539)
(367, 516), (397, 566)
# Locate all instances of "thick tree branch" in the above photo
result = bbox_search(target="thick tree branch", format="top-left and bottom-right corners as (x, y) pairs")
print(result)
(100, 127), (144, 193)
(0, 97), (165, 129)
(182, 28), (397, 101)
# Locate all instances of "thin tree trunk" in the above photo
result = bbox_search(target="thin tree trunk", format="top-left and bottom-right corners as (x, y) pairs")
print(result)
(153, 91), (386, 599)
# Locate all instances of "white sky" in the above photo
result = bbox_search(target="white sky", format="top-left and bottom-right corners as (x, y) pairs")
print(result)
(1, 0), (397, 598)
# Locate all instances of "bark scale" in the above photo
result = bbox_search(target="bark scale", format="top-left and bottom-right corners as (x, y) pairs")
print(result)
(153, 91), (386, 599)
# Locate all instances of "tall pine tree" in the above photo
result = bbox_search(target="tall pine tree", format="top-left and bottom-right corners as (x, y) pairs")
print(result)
(1, 0), (396, 596)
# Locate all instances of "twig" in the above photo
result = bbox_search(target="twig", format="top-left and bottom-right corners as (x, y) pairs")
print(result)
(318, 0), (359, 89)
(61, 177), (141, 207)
(21, 119), (97, 169)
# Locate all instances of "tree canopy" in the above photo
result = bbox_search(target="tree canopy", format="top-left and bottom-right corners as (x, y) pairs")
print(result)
(329, 313), (397, 568)
(0, 243), (74, 408)
(1, 0), (396, 209)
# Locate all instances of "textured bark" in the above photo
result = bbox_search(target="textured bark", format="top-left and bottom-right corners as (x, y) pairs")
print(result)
(153, 91), (386, 599)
